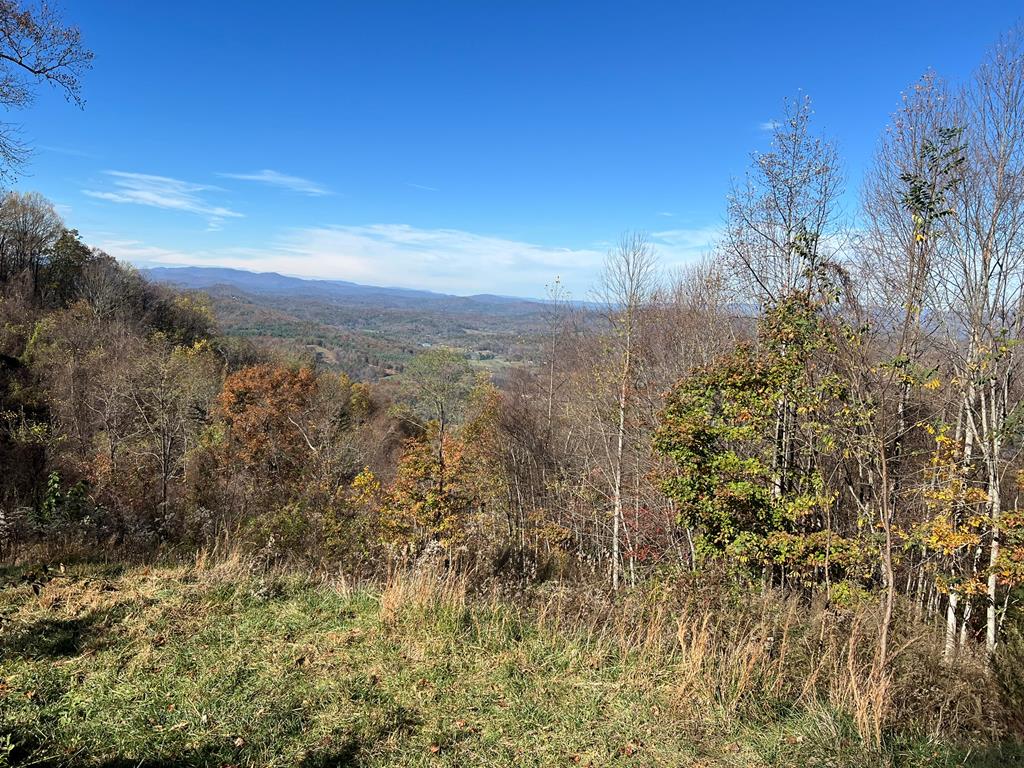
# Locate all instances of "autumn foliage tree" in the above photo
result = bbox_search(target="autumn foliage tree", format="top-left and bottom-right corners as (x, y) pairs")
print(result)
(655, 291), (858, 586)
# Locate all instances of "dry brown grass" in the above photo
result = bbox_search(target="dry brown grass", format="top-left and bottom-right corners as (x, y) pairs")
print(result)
(413, 570), (1011, 748)
(4, 553), (1012, 765)
(3, 556), (1019, 766)
(379, 563), (467, 625)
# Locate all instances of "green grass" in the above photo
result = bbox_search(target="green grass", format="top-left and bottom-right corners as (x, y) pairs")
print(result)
(0, 563), (1020, 767)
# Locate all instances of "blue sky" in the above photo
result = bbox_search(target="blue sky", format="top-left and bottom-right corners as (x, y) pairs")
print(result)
(16, 1), (1023, 298)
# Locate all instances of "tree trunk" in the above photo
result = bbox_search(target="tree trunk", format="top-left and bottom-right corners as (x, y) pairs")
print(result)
(944, 590), (960, 664)
(611, 329), (631, 591)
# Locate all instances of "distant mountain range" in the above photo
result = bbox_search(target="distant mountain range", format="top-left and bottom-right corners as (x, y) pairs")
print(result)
(140, 266), (548, 316)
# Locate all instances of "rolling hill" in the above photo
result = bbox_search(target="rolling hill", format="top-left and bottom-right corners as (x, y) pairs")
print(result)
(141, 266), (558, 380)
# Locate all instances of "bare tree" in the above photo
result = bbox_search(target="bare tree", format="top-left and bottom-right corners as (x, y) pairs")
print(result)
(940, 30), (1024, 655)
(724, 94), (843, 307)
(856, 71), (963, 665)
(541, 275), (572, 438)
(0, 1), (92, 181)
(594, 232), (659, 589)
(0, 189), (61, 288)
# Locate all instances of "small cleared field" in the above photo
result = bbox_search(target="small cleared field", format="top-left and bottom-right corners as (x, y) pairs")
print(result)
(0, 562), (1018, 767)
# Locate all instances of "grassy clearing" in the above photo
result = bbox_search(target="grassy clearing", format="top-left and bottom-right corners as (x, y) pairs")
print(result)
(0, 561), (1020, 767)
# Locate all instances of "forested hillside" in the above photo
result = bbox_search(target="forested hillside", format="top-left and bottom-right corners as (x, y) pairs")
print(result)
(3, 3), (1024, 766)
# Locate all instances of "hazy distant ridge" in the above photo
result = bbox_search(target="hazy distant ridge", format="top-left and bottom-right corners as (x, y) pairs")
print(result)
(141, 266), (548, 316)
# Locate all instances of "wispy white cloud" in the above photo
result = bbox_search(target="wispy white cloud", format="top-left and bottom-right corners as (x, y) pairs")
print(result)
(218, 169), (331, 196)
(95, 219), (720, 298)
(656, 211), (675, 217)
(651, 226), (721, 267)
(759, 120), (780, 131)
(406, 182), (439, 192)
(98, 223), (607, 298)
(83, 171), (243, 229)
